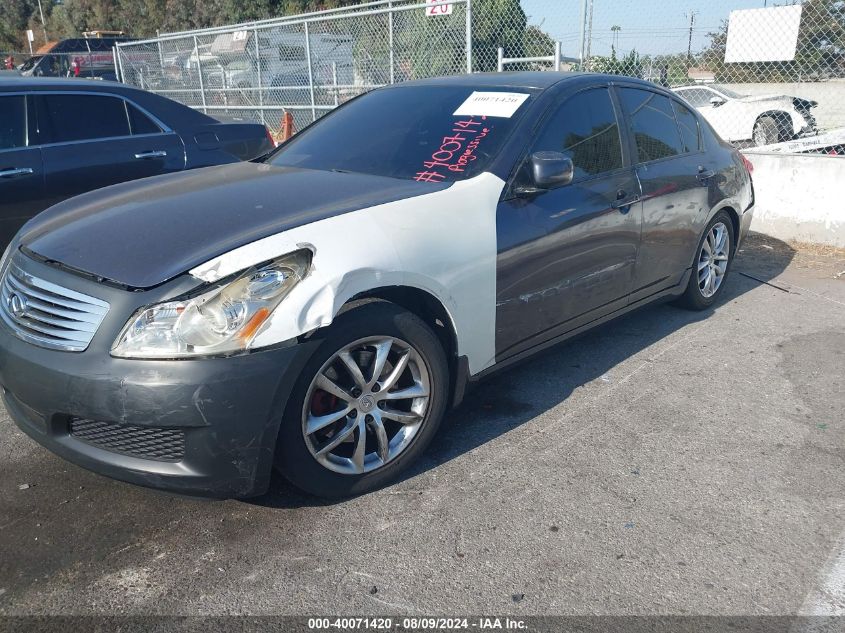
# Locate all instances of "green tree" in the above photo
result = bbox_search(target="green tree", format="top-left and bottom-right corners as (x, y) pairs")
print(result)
(589, 47), (643, 78)
(0, 0), (41, 51)
(523, 24), (554, 59)
(472, 0), (527, 71)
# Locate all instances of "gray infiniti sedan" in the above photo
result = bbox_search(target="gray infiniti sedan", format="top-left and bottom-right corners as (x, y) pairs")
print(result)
(0, 72), (754, 498)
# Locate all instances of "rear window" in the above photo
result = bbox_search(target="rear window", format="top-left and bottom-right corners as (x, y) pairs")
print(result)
(268, 85), (534, 182)
(673, 100), (701, 153)
(619, 88), (685, 163)
(36, 94), (130, 144)
(128, 104), (162, 135)
(0, 96), (26, 150)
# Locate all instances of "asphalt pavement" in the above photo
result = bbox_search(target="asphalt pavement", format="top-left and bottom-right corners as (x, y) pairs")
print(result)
(0, 232), (843, 617)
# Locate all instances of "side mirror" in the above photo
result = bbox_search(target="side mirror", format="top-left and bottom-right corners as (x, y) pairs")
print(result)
(527, 151), (574, 192)
(709, 96), (725, 107)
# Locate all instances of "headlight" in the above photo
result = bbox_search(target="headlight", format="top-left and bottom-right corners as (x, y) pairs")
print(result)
(111, 250), (310, 359)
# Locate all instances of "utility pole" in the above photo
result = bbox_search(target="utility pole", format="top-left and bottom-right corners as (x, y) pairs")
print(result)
(36, 0), (48, 43)
(686, 10), (698, 70)
(578, 0), (588, 70)
(585, 0), (594, 67)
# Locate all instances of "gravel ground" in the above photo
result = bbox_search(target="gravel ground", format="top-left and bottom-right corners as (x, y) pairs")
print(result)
(0, 232), (843, 617)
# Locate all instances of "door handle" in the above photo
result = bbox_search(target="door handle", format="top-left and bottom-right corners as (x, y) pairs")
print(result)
(0, 167), (34, 178)
(134, 150), (167, 159)
(612, 189), (641, 212)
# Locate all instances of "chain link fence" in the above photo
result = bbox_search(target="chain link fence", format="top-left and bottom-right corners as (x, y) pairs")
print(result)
(116, 0), (845, 155)
(116, 0), (469, 135)
(493, 0), (845, 155)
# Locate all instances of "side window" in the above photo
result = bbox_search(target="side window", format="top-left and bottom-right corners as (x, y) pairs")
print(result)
(673, 100), (701, 153)
(36, 94), (130, 144)
(678, 88), (707, 108)
(128, 104), (162, 135)
(619, 88), (685, 163)
(529, 87), (623, 182)
(0, 96), (26, 150)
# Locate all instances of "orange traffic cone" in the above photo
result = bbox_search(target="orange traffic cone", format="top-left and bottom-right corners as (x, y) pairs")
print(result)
(280, 111), (294, 141)
(271, 111), (295, 145)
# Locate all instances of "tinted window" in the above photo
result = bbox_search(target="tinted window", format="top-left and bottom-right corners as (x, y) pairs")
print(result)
(673, 100), (701, 152)
(269, 85), (534, 182)
(0, 96), (26, 150)
(128, 104), (161, 135)
(530, 88), (623, 181)
(620, 88), (684, 163)
(36, 94), (129, 143)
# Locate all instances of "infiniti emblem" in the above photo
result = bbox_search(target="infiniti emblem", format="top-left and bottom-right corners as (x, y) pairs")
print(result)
(7, 293), (28, 319)
(358, 395), (376, 412)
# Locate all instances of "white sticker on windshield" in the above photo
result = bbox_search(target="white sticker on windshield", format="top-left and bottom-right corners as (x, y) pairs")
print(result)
(453, 91), (530, 118)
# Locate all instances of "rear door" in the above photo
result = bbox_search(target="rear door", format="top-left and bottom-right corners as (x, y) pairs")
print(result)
(0, 94), (44, 247)
(35, 92), (185, 207)
(496, 86), (642, 359)
(616, 87), (711, 301)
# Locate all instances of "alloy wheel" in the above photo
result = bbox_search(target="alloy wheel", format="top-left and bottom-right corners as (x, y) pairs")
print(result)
(301, 336), (431, 475)
(697, 221), (730, 298)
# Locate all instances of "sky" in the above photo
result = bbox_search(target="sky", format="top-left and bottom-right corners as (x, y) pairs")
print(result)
(520, 0), (782, 58)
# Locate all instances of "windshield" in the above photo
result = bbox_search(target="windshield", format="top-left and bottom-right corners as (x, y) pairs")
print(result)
(18, 56), (42, 72)
(268, 85), (534, 182)
(713, 85), (745, 99)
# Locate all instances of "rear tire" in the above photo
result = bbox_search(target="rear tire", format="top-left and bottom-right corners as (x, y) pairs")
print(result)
(275, 301), (449, 498)
(676, 211), (735, 311)
(753, 115), (784, 146)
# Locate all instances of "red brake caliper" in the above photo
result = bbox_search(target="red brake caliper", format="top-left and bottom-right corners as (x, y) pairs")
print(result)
(311, 390), (338, 416)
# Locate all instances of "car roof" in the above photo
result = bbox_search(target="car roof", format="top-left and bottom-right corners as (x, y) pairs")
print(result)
(399, 71), (576, 90)
(396, 71), (667, 92)
(0, 76), (217, 126)
(0, 76), (130, 92)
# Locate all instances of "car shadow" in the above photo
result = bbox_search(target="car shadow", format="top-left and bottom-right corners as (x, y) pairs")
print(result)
(251, 231), (796, 509)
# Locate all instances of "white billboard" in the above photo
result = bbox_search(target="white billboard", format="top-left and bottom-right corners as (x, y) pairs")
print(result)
(724, 4), (803, 63)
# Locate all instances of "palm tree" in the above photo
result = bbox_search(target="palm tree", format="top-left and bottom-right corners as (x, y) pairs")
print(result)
(611, 25), (621, 50)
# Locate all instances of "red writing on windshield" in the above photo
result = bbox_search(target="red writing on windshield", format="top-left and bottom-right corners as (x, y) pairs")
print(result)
(414, 117), (491, 183)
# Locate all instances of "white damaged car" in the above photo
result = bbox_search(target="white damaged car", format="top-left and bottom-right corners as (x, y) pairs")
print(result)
(673, 83), (817, 146)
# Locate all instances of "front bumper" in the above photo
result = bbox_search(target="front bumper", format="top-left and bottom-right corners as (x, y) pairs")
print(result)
(0, 253), (317, 498)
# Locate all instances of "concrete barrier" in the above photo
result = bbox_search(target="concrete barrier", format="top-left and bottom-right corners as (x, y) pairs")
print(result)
(742, 151), (845, 247)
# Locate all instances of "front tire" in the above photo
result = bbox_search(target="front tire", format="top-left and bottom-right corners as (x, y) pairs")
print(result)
(676, 211), (735, 311)
(275, 301), (449, 498)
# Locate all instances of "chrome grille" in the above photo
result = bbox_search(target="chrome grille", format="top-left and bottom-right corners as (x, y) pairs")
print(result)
(0, 262), (109, 352)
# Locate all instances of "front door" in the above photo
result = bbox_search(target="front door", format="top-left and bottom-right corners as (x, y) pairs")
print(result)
(496, 86), (642, 360)
(0, 94), (44, 247)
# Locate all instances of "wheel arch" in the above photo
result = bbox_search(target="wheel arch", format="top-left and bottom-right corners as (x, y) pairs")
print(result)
(714, 204), (741, 253)
(754, 110), (794, 137)
(339, 285), (468, 408)
(691, 203), (741, 268)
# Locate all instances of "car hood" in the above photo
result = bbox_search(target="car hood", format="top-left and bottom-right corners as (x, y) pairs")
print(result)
(19, 161), (448, 289)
